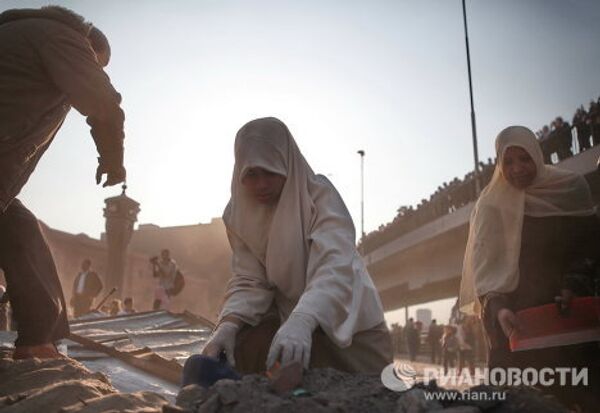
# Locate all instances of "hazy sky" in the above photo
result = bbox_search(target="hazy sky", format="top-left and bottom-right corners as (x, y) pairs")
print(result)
(3, 0), (600, 324)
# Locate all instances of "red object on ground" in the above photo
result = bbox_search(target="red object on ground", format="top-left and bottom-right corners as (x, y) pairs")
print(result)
(268, 361), (304, 395)
(509, 296), (600, 352)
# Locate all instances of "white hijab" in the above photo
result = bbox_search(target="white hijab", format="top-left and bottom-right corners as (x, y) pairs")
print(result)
(224, 117), (316, 295)
(459, 126), (596, 315)
(222, 117), (384, 346)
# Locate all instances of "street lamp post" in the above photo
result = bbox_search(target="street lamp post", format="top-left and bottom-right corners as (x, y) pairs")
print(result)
(462, 0), (481, 194)
(357, 150), (365, 242)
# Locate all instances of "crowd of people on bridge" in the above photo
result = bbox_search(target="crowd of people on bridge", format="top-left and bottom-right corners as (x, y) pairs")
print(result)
(360, 96), (600, 254)
(536, 97), (600, 162)
(360, 160), (496, 253)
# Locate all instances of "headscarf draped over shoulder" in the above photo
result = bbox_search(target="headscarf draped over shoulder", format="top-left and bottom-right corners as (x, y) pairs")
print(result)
(459, 126), (596, 315)
(221, 117), (385, 347)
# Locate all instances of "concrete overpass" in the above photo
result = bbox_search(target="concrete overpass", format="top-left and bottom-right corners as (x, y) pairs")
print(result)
(365, 145), (600, 312)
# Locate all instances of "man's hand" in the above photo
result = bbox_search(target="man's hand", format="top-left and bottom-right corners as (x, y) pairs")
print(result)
(266, 312), (318, 370)
(497, 308), (518, 338)
(201, 321), (240, 366)
(87, 106), (125, 188)
(96, 157), (126, 187)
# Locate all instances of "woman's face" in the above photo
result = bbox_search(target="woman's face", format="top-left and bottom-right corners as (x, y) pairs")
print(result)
(501, 146), (537, 189)
(242, 167), (286, 204)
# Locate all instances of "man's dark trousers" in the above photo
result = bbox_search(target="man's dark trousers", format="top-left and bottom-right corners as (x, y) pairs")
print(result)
(0, 199), (69, 346)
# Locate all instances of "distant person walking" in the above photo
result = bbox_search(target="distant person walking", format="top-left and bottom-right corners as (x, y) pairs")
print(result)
(121, 297), (136, 314)
(0, 6), (125, 359)
(405, 318), (419, 362)
(70, 259), (103, 317)
(390, 323), (404, 356)
(457, 316), (476, 375)
(108, 299), (122, 316)
(441, 325), (459, 374)
(151, 249), (180, 310)
(0, 286), (9, 331)
(427, 319), (442, 364)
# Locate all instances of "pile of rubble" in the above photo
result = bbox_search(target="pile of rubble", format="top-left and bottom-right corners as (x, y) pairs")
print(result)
(1, 352), (570, 413)
(175, 368), (569, 413)
(0, 352), (181, 413)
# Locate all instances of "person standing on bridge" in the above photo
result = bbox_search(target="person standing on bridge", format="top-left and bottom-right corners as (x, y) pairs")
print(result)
(459, 126), (600, 411)
(201, 117), (392, 374)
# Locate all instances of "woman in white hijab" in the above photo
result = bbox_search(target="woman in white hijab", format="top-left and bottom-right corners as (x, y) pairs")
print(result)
(202, 117), (392, 374)
(460, 126), (599, 409)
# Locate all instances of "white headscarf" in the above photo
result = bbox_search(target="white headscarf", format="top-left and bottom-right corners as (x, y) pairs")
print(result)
(221, 117), (385, 347)
(459, 126), (596, 315)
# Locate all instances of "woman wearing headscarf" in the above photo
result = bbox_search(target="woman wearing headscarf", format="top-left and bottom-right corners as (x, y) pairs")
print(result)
(202, 117), (392, 374)
(460, 126), (600, 409)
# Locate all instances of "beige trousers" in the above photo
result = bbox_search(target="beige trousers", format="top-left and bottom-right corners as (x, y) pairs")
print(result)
(234, 314), (393, 374)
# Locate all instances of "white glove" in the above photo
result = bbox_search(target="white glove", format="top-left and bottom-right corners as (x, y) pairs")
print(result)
(266, 312), (318, 370)
(201, 321), (240, 366)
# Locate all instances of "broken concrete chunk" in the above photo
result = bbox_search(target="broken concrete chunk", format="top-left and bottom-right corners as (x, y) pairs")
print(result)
(0, 355), (109, 397)
(176, 384), (208, 410)
(0, 379), (113, 413)
(196, 393), (221, 413)
(214, 379), (239, 405)
(60, 390), (168, 413)
(395, 388), (444, 413)
(488, 386), (568, 413)
(162, 404), (193, 413)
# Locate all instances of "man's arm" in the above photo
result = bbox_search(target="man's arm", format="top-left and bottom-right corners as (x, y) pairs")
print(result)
(38, 26), (125, 186)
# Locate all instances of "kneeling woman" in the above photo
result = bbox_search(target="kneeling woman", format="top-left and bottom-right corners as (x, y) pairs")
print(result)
(202, 117), (392, 373)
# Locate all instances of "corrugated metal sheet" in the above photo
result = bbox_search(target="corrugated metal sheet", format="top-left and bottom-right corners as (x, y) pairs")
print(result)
(0, 310), (214, 402)
(66, 310), (213, 399)
(69, 310), (213, 364)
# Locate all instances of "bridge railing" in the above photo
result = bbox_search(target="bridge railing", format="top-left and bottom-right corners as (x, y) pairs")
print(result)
(360, 128), (600, 255)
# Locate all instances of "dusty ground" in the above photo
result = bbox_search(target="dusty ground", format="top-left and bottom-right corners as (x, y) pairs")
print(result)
(175, 368), (569, 413)
(0, 350), (571, 413)
(0, 351), (173, 413)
